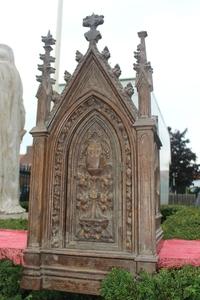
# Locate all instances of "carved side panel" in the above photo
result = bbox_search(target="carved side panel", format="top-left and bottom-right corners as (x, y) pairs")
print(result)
(138, 132), (154, 255)
(154, 143), (160, 215)
(154, 142), (162, 238)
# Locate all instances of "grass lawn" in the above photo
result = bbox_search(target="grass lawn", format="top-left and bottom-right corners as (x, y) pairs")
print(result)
(0, 218), (28, 230)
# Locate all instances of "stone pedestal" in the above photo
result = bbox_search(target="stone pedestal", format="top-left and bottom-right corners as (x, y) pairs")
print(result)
(0, 212), (28, 220)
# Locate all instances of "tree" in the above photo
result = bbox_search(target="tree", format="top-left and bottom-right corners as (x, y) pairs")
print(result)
(168, 127), (200, 193)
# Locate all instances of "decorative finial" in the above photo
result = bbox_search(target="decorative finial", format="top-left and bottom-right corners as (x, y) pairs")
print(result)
(133, 31), (153, 90)
(42, 30), (56, 49)
(83, 13), (104, 44)
(101, 46), (110, 61)
(64, 70), (71, 84)
(36, 31), (56, 85)
(112, 64), (121, 78)
(133, 31), (153, 118)
(75, 50), (83, 62)
(124, 83), (134, 97)
(134, 32), (148, 68)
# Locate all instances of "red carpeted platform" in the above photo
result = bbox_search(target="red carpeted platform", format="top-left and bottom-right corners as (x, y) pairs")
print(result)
(157, 239), (200, 269)
(1, 229), (200, 269)
(0, 229), (27, 265)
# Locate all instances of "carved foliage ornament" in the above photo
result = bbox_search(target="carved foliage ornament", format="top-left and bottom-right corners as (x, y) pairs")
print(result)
(75, 124), (113, 242)
(101, 46), (110, 61)
(75, 50), (83, 62)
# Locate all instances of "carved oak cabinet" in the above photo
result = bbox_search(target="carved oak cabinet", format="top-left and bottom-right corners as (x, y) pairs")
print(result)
(21, 15), (162, 295)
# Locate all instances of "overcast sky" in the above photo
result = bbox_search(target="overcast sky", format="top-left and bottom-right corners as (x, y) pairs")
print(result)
(0, 0), (199, 162)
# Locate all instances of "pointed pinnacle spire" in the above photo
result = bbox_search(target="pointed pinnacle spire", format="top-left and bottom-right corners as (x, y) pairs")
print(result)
(133, 31), (153, 118)
(35, 31), (56, 128)
(83, 13), (104, 45)
(42, 30), (56, 50)
(36, 31), (56, 86)
(133, 30), (153, 91)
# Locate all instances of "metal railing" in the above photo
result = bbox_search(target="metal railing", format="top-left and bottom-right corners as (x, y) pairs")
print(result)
(169, 193), (196, 206)
(19, 165), (31, 202)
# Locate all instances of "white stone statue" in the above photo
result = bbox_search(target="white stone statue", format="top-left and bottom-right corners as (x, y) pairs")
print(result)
(0, 44), (26, 214)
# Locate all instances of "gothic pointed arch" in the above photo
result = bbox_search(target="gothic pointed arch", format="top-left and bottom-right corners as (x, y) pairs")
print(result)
(49, 96), (135, 252)
(66, 114), (121, 247)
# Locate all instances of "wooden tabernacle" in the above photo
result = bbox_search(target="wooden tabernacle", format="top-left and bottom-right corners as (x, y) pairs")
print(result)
(21, 14), (162, 295)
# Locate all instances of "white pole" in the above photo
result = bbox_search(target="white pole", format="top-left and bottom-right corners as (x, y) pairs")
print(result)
(54, 0), (64, 91)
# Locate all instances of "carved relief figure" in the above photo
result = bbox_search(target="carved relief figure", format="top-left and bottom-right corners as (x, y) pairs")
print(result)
(75, 125), (114, 242)
(86, 141), (103, 174)
(0, 44), (25, 214)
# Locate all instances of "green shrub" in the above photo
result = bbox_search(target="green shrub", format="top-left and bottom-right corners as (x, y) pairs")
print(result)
(0, 295), (23, 300)
(101, 267), (136, 300)
(162, 206), (200, 239)
(0, 260), (22, 298)
(0, 219), (28, 230)
(101, 266), (200, 300)
(20, 201), (29, 212)
(27, 290), (100, 300)
(160, 204), (185, 223)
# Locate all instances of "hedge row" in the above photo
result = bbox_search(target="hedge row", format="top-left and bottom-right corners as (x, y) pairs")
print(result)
(160, 204), (185, 223)
(101, 266), (200, 300)
(161, 206), (200, 239)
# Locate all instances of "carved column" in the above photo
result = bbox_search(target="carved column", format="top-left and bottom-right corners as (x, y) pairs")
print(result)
(22, 129), (48, 290)
(26, 131), (48, 240)
(134, 119), (158, 272)
(22, 33), (56, 289)
(133, 31), (159, 272)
